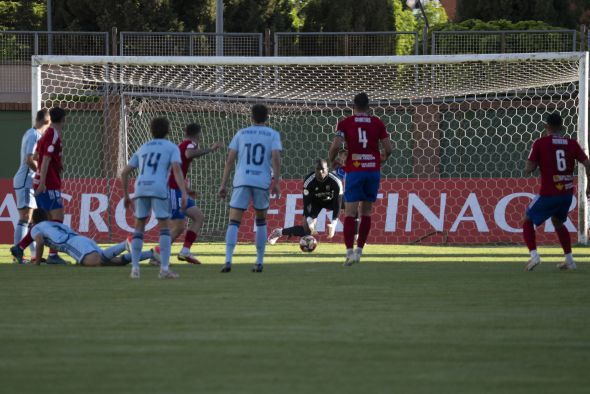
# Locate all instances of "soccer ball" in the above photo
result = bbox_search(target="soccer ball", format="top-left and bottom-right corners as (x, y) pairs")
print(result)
(299, 235), (318, 253)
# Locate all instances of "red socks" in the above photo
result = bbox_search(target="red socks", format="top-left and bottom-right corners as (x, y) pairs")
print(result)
(18, 231), (33, 249)
(357, 216), (372, 248)
(555, 225), (572, 255)
(523, 220), (536, 251)
(343, 216), (356, 249)
(183, 230), (197, 249)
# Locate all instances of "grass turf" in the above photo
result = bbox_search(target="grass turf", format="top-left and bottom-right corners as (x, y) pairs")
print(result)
(0, 243), (589, 394)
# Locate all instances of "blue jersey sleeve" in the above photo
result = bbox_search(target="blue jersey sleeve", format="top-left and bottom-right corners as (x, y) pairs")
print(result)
(228, 133), (239, 151)
(128, 152), (139, 168)
(170, 144), (181, 164)
(271, 131), (282, 151)
(24, 132), (38, 156)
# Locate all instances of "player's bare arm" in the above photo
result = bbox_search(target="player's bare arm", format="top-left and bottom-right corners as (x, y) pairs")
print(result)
(380, 137), (393, 162)
(271, 150), (281, 197)
(186, 142), (222, 159)
(36, 155), (51, 194)
(525, 160), (538, 175)
(218, 149), (237, 198)
(120, 164), (135, 210)
(171, 162), (188, 210)
(33, 234), (44, 265)
(26, 153), (38, 172)
(328, 136), (344, 168)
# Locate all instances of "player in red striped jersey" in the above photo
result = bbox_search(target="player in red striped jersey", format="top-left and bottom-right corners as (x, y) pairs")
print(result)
(168, 123), (221, 264)
(328, 93), (393, 266)
(523, 113), (590, 271)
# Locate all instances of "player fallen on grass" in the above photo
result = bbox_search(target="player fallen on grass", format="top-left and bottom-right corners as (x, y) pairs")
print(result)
(523, 113), (590, 271)
(328, 92), (393, 266)
(268, 159), (342, 244)
(121, 117), (188, 279)
(168, 123), (221, 265)
(11, 109), (50, 264)
(218, 104), (282, 273)
(12, 208), (160, 266)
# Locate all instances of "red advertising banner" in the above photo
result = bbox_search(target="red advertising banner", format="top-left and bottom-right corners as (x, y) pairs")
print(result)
(0, 178), (579, 244)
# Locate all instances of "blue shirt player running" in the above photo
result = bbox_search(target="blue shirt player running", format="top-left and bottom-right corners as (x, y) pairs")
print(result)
(121, 117), (188, 280)
(218, 104), (282, 273)
(328, 92), (393, 267)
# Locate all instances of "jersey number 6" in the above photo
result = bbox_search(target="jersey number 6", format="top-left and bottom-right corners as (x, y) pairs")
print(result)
(556, 149), (566, 171)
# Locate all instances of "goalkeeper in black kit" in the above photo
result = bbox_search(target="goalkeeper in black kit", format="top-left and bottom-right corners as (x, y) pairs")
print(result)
(268, 159), (343, 244)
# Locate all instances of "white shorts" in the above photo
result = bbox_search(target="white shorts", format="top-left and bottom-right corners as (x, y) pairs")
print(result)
(15, 187), (37, 210)
(60, 235), (101, 264)
(229, 186), (269, 211)
(135, 197), (171, 220)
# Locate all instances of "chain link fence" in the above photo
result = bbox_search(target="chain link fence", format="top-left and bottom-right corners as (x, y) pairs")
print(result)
(119, 32), (263, 56)
(274, 31), (419, 56)
(431, 30), (577, 55)
(0, 31), (108, 103)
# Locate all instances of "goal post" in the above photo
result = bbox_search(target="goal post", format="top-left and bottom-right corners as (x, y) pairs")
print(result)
(31, 52), (589, 244)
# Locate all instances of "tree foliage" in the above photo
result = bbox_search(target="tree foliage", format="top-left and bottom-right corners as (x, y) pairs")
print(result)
(300, 0), (393, 32)
(455, 0), (582, 29)
(0, 0), (45, 30)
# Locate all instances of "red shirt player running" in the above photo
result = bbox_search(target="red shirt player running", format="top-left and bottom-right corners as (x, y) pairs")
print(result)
(328, 93), (393, 266)
(523, 113), (590, 271)
(167, 123), (221, 264)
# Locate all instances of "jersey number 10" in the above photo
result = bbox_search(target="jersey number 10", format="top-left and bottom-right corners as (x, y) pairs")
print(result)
(245, 143), (265, 165)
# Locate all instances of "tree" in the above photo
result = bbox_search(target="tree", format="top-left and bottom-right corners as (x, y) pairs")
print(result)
(0, 0), (45, 30)
(301, 0), (393, 32)
(52, 0), (182, 32)
(392, 0), (416, 54)
(456, 0), (575, 29)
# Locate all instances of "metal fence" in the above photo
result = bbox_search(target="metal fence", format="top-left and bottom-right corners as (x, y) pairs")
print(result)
(274, 31), (419, 56)
(0, 31), (108, 102)
(431, 29), (577, 55)
(119, 32), (263, 56)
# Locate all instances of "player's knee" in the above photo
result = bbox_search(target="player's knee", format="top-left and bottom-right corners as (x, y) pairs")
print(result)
(551, 216), (564, 228)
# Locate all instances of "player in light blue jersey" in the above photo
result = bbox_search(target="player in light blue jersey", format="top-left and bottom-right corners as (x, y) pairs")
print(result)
(121, 117), (188, 279)
(11, 109), (50, 263)
(27, 208), (159, 266)
(218, 104), (282, 273)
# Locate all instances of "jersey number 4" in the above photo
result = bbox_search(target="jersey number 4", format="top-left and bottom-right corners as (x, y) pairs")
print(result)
(556, 149), (566, 171)
(358, 128), (368, 149)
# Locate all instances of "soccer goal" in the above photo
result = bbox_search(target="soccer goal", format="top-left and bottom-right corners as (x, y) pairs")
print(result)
(31, 53), (588, 245)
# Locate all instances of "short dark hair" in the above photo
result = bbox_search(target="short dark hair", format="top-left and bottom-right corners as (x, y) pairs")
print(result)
(35, 109), (48, 122)
(315, 158), (328, 168)
(32, 208), (48, 224)
(185, 123), (201, 137)
(49, 107), (66, 123)
(546, 112), (563, 130)
(251, 104), (269, 123)
(353, 93), (370, 111)
(150, 117), (170, 138)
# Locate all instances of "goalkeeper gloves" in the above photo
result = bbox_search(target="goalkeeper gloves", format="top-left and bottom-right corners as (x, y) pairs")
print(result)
(327, 219), (338, 239)
(306, 217), (318, 235)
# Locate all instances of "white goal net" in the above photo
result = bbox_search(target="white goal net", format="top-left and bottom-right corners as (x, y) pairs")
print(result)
(32, 53), (588, 244)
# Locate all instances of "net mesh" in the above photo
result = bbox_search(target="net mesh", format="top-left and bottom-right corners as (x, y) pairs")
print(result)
(37, 56), (583, 244)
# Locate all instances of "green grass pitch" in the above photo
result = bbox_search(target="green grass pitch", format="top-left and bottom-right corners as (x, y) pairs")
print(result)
(1, 242), (589, 394)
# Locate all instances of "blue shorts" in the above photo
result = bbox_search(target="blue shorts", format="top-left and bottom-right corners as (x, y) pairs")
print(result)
(229, 186), (269, 211)
(134, 197), (171, 220)
(170, 188), (196, 220)
(35, 190), (64, 211)
(344, 171), (381, 203)
(526, 194), (573, 226)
